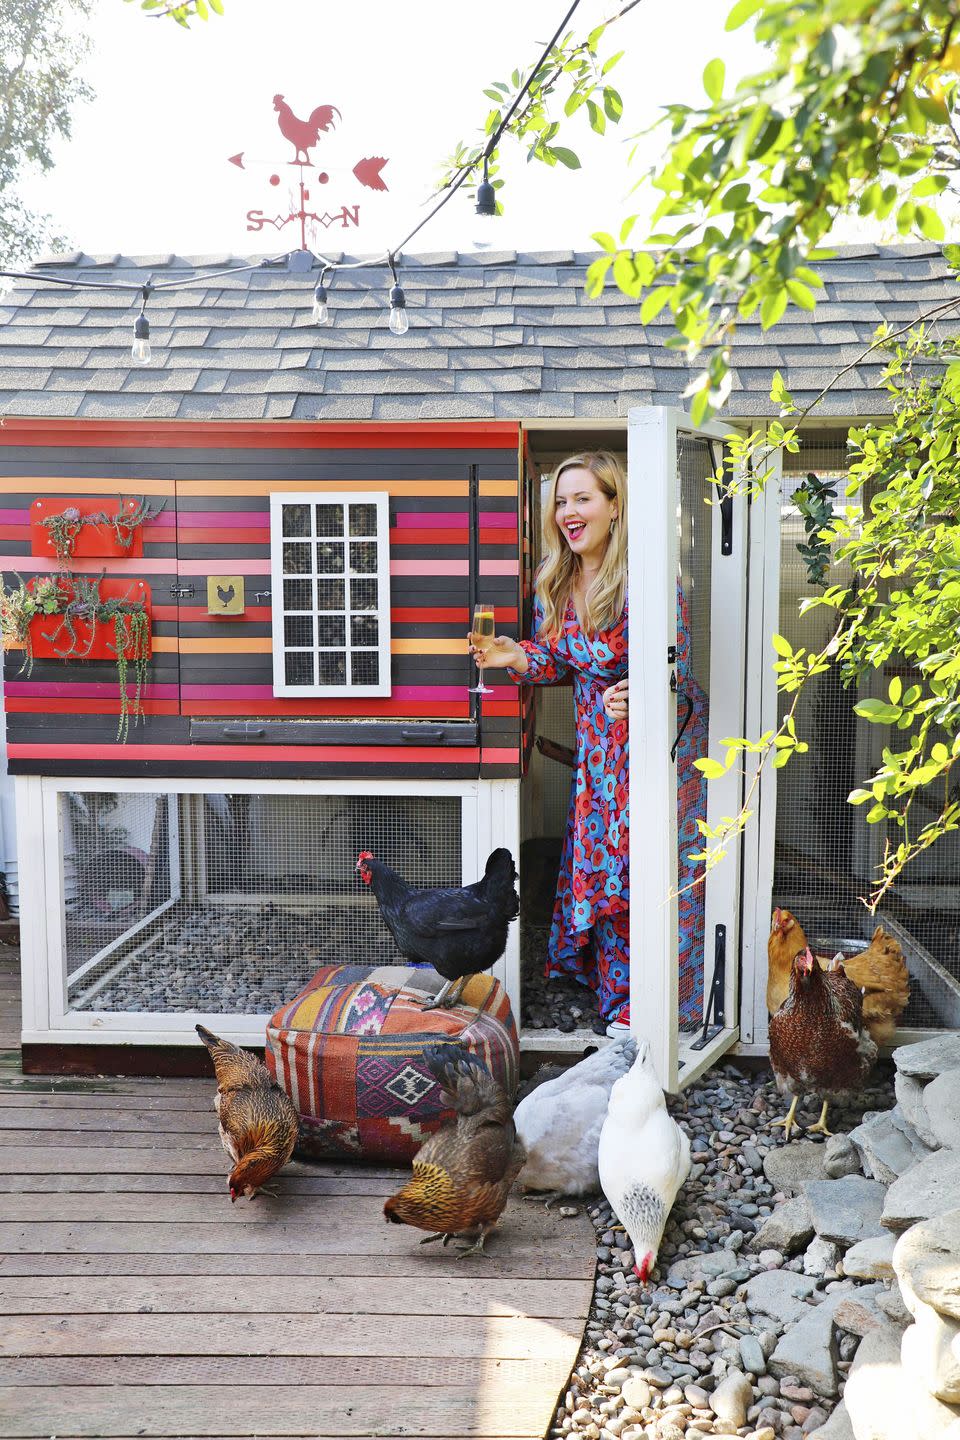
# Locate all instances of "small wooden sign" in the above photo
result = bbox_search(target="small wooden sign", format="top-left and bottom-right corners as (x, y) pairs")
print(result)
(207, 576), (245, 615)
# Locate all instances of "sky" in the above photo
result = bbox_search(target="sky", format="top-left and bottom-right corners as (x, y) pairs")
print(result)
(20, 0), (766, 261)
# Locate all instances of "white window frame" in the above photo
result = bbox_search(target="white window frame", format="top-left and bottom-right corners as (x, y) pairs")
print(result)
(269, 490), (391, 698)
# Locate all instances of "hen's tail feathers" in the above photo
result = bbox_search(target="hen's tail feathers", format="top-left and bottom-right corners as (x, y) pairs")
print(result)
(481, 847), (520, 920)
(423, 1043), (509, 1118)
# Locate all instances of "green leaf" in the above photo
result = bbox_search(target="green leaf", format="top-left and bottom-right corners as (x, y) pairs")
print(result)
(703, 58), (725, 102)
(854, 698), (902, 724)
(603, 87), (623, 122)
(771, 633), (794, 657)
(912, 174), (948, 198)
(694, 757), (727, 779)
(916, 205), (946, 241)
(551, 146), (581, 170)
(761, 288), (788, 329)
(725, 0), (761, 30)
(640, 285), (673, 323)
(888, 675), (902, 704)
(785, 278), (816, 311)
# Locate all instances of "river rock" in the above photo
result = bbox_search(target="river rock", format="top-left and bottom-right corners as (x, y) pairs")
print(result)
(807, 1401), (855, 1440)
(823, 1133), (861, 1179)
(849, 1109), (924, 1183)
(748, 1195), (815, 1256)
(901, 1306), (960, 1405)
(883, 1151), (960, 1232)
(711, 1369), (753, 1427)
(877, 1282), (912, 1325)
(744, 1270), (818, 1326)
(805, 1175), (888, 1246)
(739, 1335), (767, 1375)
(841, 1232), (897, 1281)
(666, 1249), (741, 1286)
(921, 1071), (960, 1151)
(893, 1033), (960, 1082)
(763, 1142), (829, 1197)
(844, 1317), (960, 1440)
(804, 1235), (841, 1277)
(895, 1208), (960, 1321)
(834, 1286), (886, 1337)
(768, 1296), (839, 1397)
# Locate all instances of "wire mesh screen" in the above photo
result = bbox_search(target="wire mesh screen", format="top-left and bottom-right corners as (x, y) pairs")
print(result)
(62, 790), (462, 1015)
(676, 436), (714, 1031)
(775, 434), (960, 1032)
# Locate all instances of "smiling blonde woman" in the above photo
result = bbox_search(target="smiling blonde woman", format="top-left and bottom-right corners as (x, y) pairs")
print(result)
(470, 452), (630, 1034)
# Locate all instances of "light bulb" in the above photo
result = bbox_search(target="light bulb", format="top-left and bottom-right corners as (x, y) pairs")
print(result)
(312, 283), (330, 324)
(131, 313), (151, 365)
(388, 282), (408, 336)
(476, 170), (497, 217)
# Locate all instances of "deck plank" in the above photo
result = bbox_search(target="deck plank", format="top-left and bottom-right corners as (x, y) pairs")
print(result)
(0, 952), (595, 1438)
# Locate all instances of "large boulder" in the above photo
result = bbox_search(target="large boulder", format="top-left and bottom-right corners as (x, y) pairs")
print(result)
(848, 1109), (922, 1183)
(894, 1070), (940, 1149)
(763, 1140), (829, 1196)
(743, 1269), (818, 1327)
(843, 1318), (960, 1440)
(894, 1209), (960, 1323)
(748, 1194), (815, 1255)
(901, 1308), (960, 1405)
(884, 1152), (960, 1233)
(893, 1034), (960, 1082)
(922, 1071), (960, 1151)
(842, 1233), (898, 1281)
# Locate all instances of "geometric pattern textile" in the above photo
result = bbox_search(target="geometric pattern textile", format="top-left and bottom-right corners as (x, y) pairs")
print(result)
(265, 964), (519, 1163)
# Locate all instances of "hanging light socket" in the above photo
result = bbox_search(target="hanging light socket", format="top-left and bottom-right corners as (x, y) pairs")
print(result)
(131, 312), (151, 365)
(312, 268), (332, 325)
(476, 158), (497, 217)
(388, 281), (408, 336)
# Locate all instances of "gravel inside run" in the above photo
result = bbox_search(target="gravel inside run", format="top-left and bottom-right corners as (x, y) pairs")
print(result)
(530, 1060), (895, 1440)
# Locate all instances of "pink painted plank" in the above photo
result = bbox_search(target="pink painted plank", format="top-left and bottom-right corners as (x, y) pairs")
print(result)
(5, 681), (178, 699)
(390, 560), (468, 577)
(478, 513), (518, 527)
(177, 683), (469, 700)
(479, 559), (520, 576)
(0, 509), (28, 524)
(0, 556), (173, 574)
(177, 511), (269, 528)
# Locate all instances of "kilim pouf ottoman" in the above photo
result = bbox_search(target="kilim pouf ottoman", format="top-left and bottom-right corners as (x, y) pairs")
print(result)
(265, 963), (519, 1163)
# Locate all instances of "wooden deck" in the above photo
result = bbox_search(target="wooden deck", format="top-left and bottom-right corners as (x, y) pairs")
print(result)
(0, 950), (595, 1439)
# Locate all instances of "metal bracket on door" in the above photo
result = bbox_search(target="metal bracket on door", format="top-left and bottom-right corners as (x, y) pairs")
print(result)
(690, 923), (727, 1050)
(708, 440), (734, 558)
(169, 583), (195, 600)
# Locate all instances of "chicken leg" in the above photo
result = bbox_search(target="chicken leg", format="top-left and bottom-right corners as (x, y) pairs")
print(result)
(456, 1226), (493, 1259)
(807, 1100), (832, 1137)
(418, 1232), (454, 1247)
(770, 1095), (800, 1142)
(422, 974), (472, 1011)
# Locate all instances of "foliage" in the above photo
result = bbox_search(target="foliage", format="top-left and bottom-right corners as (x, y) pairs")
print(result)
(792, 472), (839, 587)
(0, 574), (151, 741)
(124, 0), (224, 25)
(40, 497), (163, 567)
(586, 0), (960, 422)
(438, 16), (626, 211)
(0, 0), (93, 267)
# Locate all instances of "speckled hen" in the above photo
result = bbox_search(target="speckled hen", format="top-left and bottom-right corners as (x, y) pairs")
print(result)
(196, 1024), (299, 1202)
(768, 947), (878, 1141)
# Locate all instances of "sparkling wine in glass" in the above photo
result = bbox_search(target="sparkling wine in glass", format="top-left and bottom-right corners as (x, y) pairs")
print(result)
(468, 603), (495, 696)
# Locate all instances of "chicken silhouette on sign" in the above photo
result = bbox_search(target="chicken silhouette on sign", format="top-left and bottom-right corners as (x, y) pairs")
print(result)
(229, 92), (390, 245)
(207, 576), (245, 616)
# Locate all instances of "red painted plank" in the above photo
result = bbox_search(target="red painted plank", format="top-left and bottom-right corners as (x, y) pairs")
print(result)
(0, 418), (521, 450)
(7, 742), (482, 763)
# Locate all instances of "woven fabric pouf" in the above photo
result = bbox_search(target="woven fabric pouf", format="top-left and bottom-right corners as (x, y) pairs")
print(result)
(265, 964), (519, 1163)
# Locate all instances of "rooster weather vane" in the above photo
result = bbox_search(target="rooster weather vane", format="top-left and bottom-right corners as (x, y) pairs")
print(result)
(229, 93), (389, 245)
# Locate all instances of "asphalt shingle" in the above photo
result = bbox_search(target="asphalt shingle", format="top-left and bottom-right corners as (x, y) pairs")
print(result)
(0, 245), (957, 422)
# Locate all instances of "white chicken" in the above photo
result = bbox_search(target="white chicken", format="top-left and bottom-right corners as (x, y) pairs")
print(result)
(514, 1037), (637, 1203)
(598, 1039), (691, 1283)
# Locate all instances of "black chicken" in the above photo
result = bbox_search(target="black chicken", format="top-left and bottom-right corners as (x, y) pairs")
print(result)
(356, 847), (519, 1009)
(216, 583), (236, 608)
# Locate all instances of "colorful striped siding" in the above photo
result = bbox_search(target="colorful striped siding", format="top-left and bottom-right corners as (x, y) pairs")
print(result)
(0, 424), (523, 780)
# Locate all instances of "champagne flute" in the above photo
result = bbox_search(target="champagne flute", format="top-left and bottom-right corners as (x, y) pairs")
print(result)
(468, 602), (495, 696)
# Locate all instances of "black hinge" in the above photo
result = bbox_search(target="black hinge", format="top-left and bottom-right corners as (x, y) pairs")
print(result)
(690, 923), (727, 1050)
(720, 490), (734, 557)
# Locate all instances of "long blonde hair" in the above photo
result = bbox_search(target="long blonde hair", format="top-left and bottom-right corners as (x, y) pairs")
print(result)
(536, 451), (628, 639)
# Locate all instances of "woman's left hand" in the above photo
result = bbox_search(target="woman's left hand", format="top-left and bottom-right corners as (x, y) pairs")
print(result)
(603, 677), (628, 724)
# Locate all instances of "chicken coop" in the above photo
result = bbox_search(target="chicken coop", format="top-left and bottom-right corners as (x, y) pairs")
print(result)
(2, 245), (959, 1088)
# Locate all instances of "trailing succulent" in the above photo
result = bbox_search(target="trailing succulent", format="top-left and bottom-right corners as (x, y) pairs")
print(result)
(40, 496), (162, 566)
(0, 573), (150, 742)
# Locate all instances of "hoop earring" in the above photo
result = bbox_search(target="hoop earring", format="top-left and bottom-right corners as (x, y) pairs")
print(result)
(609, 516), (618, 534)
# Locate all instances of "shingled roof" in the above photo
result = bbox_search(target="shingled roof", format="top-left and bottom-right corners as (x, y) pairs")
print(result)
(0, 244), (957, 423)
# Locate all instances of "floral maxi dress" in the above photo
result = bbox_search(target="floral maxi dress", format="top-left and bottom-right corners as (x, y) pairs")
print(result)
(512, 595), (630, 1023)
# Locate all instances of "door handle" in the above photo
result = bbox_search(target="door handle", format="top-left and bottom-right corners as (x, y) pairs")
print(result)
(671, 693), (694, 763)
(222, 724), (265, 739)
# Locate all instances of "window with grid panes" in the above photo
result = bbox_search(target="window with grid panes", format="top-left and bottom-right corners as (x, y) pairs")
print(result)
(269, 492), (391, 697)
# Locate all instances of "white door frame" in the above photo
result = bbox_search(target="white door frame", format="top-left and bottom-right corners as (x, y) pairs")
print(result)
(628, 407), (749, 1091)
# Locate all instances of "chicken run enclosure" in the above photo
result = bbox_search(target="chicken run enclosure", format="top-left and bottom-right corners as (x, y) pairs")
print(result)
(3, 248), (960, 1088)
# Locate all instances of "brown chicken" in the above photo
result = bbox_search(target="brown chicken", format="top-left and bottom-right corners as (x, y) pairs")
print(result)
(384, 1045), (526, 1257)
(196, 1024), (299, 1202)
(767, 908), (909, 1045)
(769, 947), (878, 1140)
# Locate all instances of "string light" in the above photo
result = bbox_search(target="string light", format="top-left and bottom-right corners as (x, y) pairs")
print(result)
(387, 255), (408, 337)
(476, 159), (497, 218)
(131, 286), (152, 365)
(312, 266), (332, 325)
